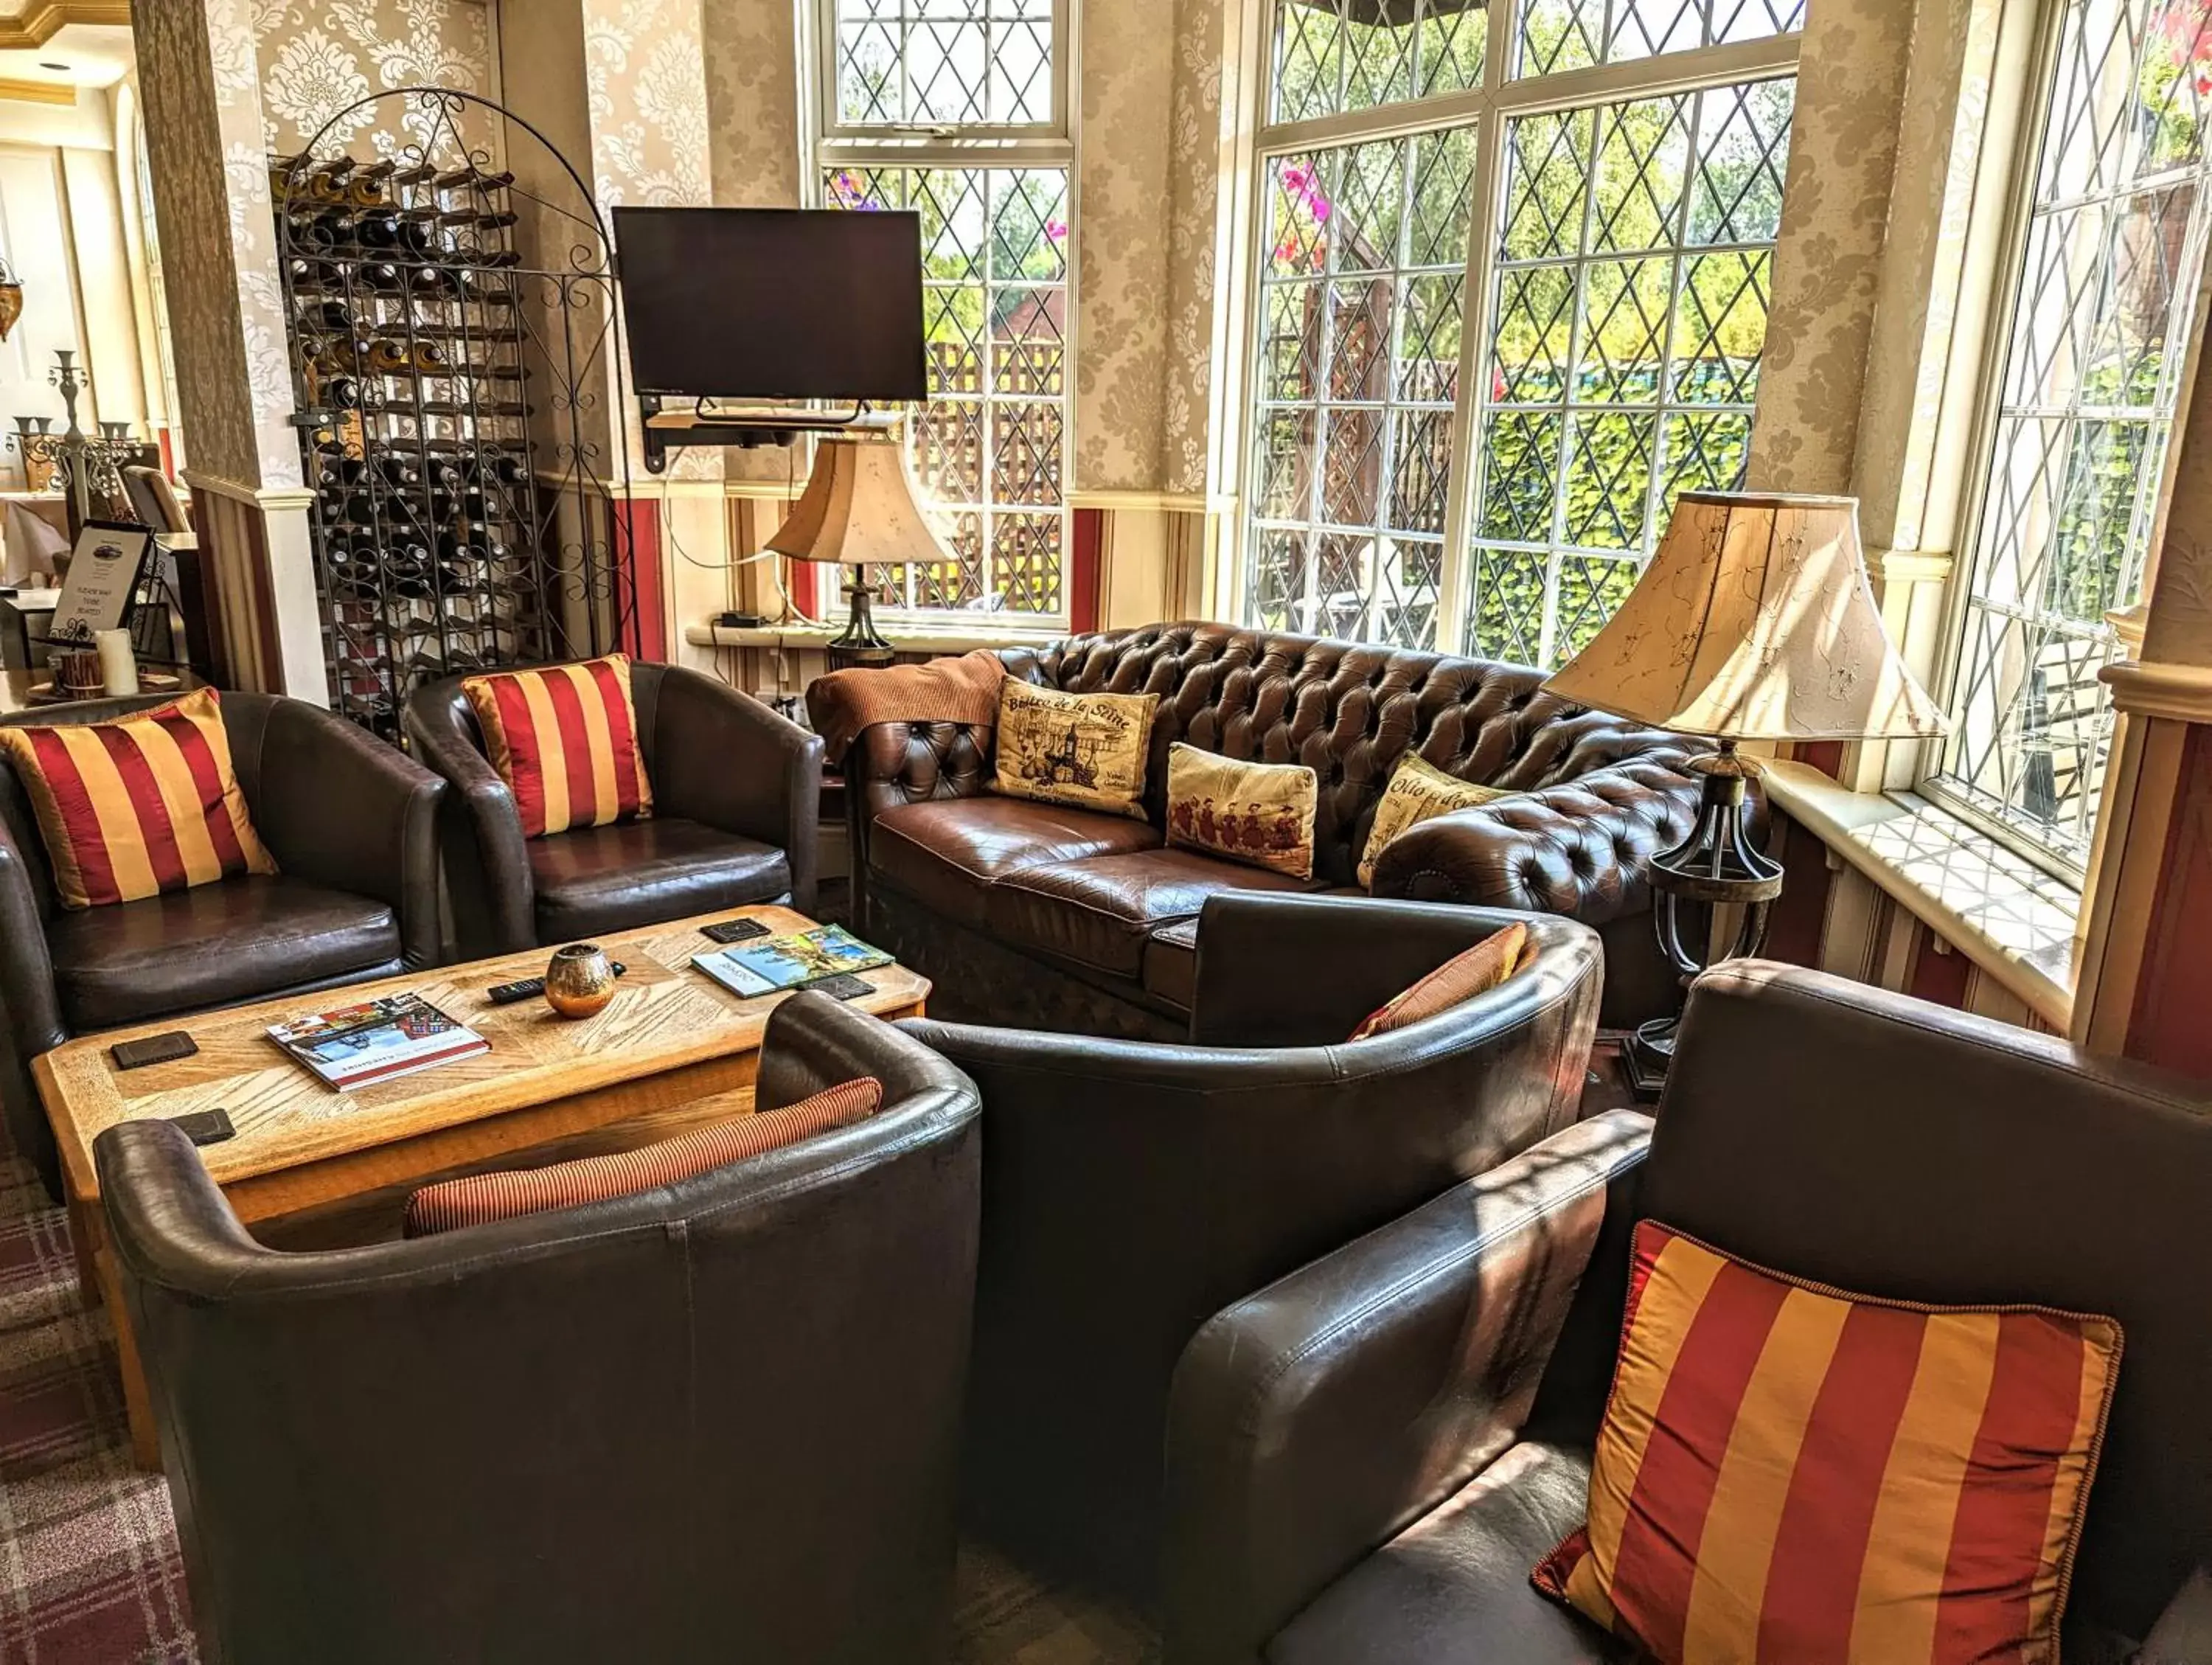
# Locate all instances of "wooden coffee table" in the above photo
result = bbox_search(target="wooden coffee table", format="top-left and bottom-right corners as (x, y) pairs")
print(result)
(34, 905), (929, 1467)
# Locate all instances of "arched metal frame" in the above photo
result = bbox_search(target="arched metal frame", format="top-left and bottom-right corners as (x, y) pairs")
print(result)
(276, 86), (636, 739)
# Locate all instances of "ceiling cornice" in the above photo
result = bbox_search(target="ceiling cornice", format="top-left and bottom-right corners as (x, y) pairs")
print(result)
(0, 1), (131, 50)
(0, 74), (77, 102)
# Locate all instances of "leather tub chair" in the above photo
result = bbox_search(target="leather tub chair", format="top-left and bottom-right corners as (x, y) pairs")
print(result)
(1161, 963), (2212, 1665)
(94, 992), (982, 1665)
(902, 891), (1603, 1604)
(405, 661), (821, 956)
(0, 691), (442, 1199)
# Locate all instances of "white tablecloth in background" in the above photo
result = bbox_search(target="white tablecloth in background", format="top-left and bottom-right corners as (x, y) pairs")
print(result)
(1, 496), (69, 586)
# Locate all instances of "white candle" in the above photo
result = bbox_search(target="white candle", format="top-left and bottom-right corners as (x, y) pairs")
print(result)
(96, 628), (139, 696)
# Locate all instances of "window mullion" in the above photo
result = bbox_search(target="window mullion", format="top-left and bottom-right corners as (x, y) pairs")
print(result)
(1543, 105), (1606, 670)
(1437, 102), (1503, 657)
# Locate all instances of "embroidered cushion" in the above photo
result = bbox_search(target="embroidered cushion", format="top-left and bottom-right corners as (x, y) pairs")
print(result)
(1348, 920), (1528, 1040)
(461, 655), (653, 838)
(1357, 752), (1512, 889)
(0, 687), (276, 909)
(1532, 1220), (2122, 1664)
(990, 678), (1158, 819)
(404, 1077), (883, 1236)
(1165, 742), (1318, 878)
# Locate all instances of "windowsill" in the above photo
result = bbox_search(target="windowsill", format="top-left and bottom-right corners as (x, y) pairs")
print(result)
(686, 618), (1068, 655)
(1761, 759), (2079, 1030)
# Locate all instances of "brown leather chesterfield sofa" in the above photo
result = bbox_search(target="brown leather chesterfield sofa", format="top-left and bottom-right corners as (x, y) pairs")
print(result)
(1161, 964), (2212, 1665)
(827, 622), (1722, 1035)
(406, 661), (821, 957)
(0, 690), (443, 1200)
(903, 892), (1602, 1603)
(94, 991), (981, 1665)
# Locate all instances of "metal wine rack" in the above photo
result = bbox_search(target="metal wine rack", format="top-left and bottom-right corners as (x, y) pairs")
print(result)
(274, 88), (633, 740)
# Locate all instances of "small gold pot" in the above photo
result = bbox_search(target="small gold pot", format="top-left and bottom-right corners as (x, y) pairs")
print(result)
(543, 943), (617, 1019)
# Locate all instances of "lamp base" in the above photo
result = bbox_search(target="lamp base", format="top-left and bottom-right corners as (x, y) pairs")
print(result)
(827, 583), (896, 672)
(1624, 1017), (1676, 1101)
(1635, 737), (1787, 1094)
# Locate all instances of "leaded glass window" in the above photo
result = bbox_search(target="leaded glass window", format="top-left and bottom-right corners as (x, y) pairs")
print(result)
(1514, 0), (1804, 78)
(827, 167), (1069, 615)
(1240, 0), (1798, 667)
(832, 0), (1060, 129)
(818, 0), (1073, 621)
(1931, 0), (2212, 875)
(1470, 79), (1790, 665)
(1248, 133), (1477, 645)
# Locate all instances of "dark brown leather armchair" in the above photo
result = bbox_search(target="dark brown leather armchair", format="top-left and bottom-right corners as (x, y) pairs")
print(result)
(900, 892), (1603, 1603)
(0, 690), (442, 1198)
(405, 661), (821, 956)
(95, 991), (982, 1665)
(1162, 963), (2212, 1665)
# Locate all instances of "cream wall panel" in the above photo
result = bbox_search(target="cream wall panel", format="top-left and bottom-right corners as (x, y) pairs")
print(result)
(59, 144), (147, 432)
(0, 142), (80, 476)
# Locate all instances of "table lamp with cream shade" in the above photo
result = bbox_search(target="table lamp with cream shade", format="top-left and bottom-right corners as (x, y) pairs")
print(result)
(1543, 490), (1947, 1089)
(765, 431), (953, 670)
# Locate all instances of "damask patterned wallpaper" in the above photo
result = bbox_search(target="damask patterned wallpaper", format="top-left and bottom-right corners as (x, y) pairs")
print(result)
(253, 0), (495, 160)
(1745, 0), (1915, 498)
(1076, 0), (1175, 496)
(1161, 0), (1228, 501)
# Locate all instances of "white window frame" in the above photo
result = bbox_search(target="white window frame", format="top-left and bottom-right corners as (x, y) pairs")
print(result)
(1228, 0), (1802, 657)
(807, 0), (1079, 627)
(1921, 0), (2212, 883)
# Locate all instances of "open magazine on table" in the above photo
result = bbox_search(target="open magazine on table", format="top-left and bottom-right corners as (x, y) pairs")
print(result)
(692, 925), (892, 999)
(267, 993), (489, 1091)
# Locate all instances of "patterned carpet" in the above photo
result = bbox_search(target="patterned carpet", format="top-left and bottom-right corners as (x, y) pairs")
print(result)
(0, 1119), (1152, 1664)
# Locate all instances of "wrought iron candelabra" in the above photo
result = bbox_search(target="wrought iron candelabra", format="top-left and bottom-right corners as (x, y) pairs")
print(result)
(7, 350), (139, 538)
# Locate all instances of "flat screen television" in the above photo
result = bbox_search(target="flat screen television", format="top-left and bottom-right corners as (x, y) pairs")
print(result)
(611, 206), (928, 403)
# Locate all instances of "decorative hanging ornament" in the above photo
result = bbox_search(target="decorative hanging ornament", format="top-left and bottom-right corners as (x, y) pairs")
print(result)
(0, 255), (21, 344)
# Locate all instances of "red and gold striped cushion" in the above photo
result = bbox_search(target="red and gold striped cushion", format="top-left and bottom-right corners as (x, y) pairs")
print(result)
(403, 1077), (883, 1236)
(0, 687), (276, 910)
(1348, 921), (1530, 1040)
(461, 655), (653, 838)
(1532, 1220), (2122, 1664)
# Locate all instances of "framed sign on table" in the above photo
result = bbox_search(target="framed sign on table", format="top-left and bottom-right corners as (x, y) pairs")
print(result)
(46, 521), (153, 646)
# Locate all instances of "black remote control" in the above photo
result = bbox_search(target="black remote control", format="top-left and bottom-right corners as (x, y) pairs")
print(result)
(484, 961), (627, 1004)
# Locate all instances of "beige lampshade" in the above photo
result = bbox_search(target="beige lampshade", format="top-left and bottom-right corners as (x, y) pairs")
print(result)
(765, 436), (951, 568)
(1543, 491), (1947, 741)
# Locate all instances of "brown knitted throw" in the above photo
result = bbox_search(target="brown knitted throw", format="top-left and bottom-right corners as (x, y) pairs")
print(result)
(806, 648), (1009, 762)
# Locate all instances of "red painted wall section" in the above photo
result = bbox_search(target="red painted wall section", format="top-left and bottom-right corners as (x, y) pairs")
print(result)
(1793, 741), (1845, 779)
(2127, 722), (2212, 1076)
(616, 499), (667, 662)
(785, 551), (818, 620)
(1761, 810), (1833, 968)
(1907, 932), (1972, 1009)
(1072, 508), (1103, 634)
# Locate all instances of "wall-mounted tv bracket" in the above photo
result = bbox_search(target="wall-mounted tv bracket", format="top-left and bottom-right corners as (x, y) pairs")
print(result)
(639, 397), (884, 473)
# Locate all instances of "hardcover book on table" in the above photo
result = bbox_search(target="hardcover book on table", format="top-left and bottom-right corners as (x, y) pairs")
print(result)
(693, 925), (892, 999)
(267, 993), (489, 1091)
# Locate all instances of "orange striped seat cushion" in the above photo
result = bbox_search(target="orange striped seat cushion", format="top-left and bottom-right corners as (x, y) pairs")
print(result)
(0, 687), (276, 910)
(1532, 1220), (2123, 1664)
(403, 1077), (883, 1236)
(461, 655), (653, 838)
(1348, 921), (1529, 1040)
